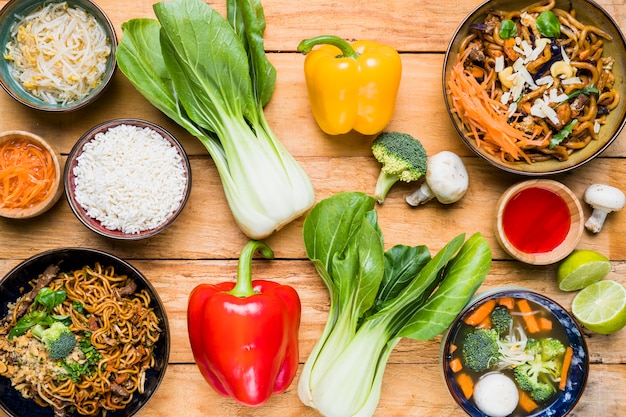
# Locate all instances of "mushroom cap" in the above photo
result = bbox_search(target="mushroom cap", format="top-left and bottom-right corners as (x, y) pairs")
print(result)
(425, 151), (469, 204)
(583, 183), (626, 212)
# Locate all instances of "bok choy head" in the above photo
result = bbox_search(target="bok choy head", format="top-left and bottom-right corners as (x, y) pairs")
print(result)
(115, 0), (314, 239)
(299, 192), (492, 417)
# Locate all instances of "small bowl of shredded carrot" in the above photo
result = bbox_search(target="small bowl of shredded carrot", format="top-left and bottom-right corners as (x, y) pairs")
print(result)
(444, 0), (626, 175)
(440, 287), (589, 417)
(0, 0), (117, 112)
(0, 130), (64, 219)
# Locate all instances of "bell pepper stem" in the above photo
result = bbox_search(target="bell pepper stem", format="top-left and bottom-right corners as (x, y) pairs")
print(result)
(230, 240), (275, 297)
(297, 35), (358, 59)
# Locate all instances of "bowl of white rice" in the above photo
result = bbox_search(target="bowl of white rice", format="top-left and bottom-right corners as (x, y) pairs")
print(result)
(64, 119), (192, 239)
(0, 0), (117, 112)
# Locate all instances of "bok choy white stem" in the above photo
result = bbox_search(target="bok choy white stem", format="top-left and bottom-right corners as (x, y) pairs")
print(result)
(299, 192), (492, 417)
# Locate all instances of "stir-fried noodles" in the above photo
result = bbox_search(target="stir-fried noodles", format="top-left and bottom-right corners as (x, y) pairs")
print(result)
(0, 263), (162, 416)
(448, 0), (620, 163)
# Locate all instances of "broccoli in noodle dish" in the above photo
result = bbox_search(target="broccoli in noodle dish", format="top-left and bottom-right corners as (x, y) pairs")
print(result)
(448, 0), (620, 163)
(0, 263), (162, 416)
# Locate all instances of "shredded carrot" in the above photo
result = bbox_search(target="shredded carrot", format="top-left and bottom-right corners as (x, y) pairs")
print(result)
(559, 346), (574, 391)
(538, 316), (553, 331)
(516, 299), (541, 333)
(497, 297), (515, 310)
(518, 389), (539, 412)
(464, 299), (497, 326)
(0, 138), (55, 210)
(456, 372), (474, 399)
(449, 357), (463, 373)
(447, 47), (539, 163)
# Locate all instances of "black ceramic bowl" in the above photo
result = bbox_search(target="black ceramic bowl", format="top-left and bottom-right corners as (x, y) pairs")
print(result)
(441, 288), (589, 417)
(0, 248), (170, 417)
(0, 0), (117, 112)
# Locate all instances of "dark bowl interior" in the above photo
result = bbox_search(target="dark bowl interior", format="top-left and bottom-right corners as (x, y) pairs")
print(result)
(441, 288), (589, 417)
(64, 119), (192, 240)
(443, 0), (626, 175)
(0, 248), (170, 417)
(0, 0), (117, 112)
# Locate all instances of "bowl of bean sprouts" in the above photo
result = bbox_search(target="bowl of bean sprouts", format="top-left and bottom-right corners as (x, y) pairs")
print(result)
(0, 0), (117, 112)
(444, 0), (626, 175)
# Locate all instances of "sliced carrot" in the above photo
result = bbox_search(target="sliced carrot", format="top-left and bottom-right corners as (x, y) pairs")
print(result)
(449, 357), (463, 373)
(497, 297), (515, 310)
(476, 315), (492, 329)
(456, 372), (474, 399)
(518, 389), (539, 412)
(538, 317), (553, 332)
(516, 298), (541, 334)
(559, 346), (574, 391)
(449, 343), (458, 354)
(464, 299), (497, 326)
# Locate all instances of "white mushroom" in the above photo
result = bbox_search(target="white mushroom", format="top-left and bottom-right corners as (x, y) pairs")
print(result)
(406, 151), (468, 206)
(583, 183), (625, 233)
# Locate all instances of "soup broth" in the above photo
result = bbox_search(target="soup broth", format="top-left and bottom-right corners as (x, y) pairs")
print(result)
(445, 295), (571, 417)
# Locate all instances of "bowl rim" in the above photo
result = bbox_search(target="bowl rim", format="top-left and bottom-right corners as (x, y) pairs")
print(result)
(64, 118), (192, 240)
(441, 287), (590, 417)
(0, 0), (118, 112)
(442, 0), (626, 176)
(0, 247), (170, 417)
(494, 179), (584, 265)
(0, 130), (64, 219)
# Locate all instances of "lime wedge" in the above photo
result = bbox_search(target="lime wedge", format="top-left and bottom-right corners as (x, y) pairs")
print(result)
(571, 280), (626, 334)
(557, 250), (611, 291)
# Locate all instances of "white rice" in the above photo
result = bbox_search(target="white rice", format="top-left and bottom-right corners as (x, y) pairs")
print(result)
(72, 124), (188, 234)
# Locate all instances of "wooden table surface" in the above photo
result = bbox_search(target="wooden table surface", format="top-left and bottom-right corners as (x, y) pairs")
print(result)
(1, 0), (625, 416)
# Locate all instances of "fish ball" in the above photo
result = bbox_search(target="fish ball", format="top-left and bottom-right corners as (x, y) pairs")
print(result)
(473, 372), (519, 417)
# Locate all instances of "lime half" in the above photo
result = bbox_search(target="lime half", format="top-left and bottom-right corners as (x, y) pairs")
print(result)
(571, 280), (626, 334)
(557, 250), (611, 291)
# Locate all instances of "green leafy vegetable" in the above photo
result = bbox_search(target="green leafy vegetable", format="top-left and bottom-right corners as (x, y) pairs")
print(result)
(499, 19), (517, 39)
(567, 84), (599, 101)
(536, 11), (560, 38)
(8, 288), (68, 339)
(549, 119), (578, 149)
(116, 0), (314, 240)
(298, 191), (492, 417)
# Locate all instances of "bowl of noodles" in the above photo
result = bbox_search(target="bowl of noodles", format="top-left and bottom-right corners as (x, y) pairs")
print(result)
(0, 0), (117, 112)
(444, 0), (626, 175)
(0, 248), (170, 417)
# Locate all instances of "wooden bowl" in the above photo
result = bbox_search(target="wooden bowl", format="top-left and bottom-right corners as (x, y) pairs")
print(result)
(0, 130), (64, 219)
(495, 179), (584, 265)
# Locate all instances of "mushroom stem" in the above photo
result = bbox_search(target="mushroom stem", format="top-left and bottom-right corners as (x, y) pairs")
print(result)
(585, 210), (608, 233)
(406, 182), (434, 206)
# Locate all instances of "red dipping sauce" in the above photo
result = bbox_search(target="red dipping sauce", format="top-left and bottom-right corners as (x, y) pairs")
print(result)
(502, 186), (571, 254)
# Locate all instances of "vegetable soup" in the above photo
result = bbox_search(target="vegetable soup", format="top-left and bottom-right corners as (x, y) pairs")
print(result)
(442, 290), (588, 417)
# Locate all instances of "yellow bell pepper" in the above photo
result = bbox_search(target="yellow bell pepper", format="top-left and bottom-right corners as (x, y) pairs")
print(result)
(297, 35), (402, 136)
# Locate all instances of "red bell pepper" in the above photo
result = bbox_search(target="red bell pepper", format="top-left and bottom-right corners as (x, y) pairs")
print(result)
(187, 240), (301, 406)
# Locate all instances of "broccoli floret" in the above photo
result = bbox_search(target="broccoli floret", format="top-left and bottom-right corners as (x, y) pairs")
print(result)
(462, 328), (500, 372)
(371, 132), (427, 203)
(539, 338), (566, 361)
(513, 337), (566, 402)
(32, 322), (76, 360)
(490, 305), (513, 334)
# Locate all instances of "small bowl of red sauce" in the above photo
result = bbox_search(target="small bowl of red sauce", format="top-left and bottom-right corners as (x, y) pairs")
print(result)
(495, 180), (584, 265)
(0, 130), (64, 219)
